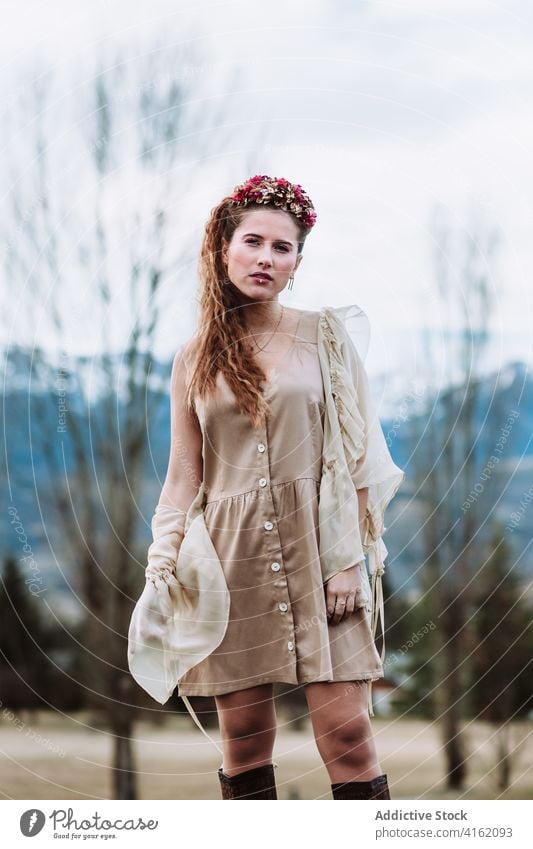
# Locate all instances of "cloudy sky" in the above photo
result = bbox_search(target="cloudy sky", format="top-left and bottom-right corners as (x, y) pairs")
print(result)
(2, 0), (533, 394)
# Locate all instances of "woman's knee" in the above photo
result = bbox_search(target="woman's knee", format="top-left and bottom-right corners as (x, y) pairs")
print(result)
(215, 684), (276, 749)
(304, 681), (372, 754)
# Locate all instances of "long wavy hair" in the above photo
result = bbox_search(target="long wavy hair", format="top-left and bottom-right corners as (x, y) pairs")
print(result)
(184, 194), (312, 428)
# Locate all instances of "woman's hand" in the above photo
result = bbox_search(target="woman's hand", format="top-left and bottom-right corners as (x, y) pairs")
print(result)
(325, 564), (368, 625)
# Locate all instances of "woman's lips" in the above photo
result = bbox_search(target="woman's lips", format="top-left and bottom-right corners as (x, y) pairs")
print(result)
(250, 274), (272, 283)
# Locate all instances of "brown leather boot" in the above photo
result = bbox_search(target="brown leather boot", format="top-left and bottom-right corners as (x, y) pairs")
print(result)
(217, 763), (278, 799)
(331, 773), (391, 799)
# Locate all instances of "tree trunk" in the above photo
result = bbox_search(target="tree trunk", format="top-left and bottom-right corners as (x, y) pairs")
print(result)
(495, 722), (511, 792)
(112, 705), (138, 799)
(442, 592), (467, 790)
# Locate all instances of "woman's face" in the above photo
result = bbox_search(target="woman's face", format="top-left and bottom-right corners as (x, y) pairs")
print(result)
(222, 208), (303, 301)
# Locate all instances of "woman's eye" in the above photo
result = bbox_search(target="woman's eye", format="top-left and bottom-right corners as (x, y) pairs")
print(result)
(245, 239), (289, 252)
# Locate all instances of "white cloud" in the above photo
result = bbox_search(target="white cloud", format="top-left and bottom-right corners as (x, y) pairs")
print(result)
(1, 0), (532, 379)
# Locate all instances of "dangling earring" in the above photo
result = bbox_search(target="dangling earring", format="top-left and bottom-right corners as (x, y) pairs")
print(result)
(288, 272), (295, 291)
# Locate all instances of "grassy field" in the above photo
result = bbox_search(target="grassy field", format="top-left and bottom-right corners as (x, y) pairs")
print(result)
(0, 710), (531, 800)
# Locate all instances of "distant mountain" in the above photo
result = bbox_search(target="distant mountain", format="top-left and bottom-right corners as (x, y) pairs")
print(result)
(2, 347), (531, 617)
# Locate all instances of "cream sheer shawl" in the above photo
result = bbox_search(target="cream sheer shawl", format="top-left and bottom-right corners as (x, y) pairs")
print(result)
(317, 304), (405, 715)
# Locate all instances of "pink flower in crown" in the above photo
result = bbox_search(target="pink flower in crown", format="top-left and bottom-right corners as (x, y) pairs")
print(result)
(229, 174), (317, 229)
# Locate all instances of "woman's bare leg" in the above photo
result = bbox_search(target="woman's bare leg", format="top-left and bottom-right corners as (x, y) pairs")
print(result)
(304, 680), (383, 782)
(215, 683), (277, 777)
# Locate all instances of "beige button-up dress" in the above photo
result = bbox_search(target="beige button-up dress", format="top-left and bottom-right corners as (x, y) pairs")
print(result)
(176, 308), (384, 697)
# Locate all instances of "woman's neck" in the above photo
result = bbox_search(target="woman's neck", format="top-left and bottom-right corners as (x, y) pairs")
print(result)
(243, 299), (284, 332)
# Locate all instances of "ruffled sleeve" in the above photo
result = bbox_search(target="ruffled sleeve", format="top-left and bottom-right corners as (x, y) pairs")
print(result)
(127, 484), (231, 704)
(338, 306), (404, 664)
(337, 306), (405, 543)
(319, 304), (405, 715)
(127, 340), (231, 709)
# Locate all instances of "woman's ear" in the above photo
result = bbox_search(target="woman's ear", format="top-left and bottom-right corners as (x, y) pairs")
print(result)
(294, 252), (303, 272)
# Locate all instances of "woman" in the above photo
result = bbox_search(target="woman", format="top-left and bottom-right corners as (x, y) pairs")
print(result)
(128, 174), (404, 800)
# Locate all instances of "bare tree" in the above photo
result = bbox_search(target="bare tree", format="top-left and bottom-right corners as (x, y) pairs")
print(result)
(3, 41), (239, 798)
(467, 523), (533, 793)
(411, 202), (500, 790)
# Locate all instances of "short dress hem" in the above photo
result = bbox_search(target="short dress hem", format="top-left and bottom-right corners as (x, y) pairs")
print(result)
(177, 670), (384, 698)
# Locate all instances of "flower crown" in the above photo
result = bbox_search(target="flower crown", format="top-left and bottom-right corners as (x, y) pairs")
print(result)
(229, 174), (317, 230)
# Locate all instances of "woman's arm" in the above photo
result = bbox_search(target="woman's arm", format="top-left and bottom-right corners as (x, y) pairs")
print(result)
(325, 486), (369, 626)
(158, 343), (203, 513)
